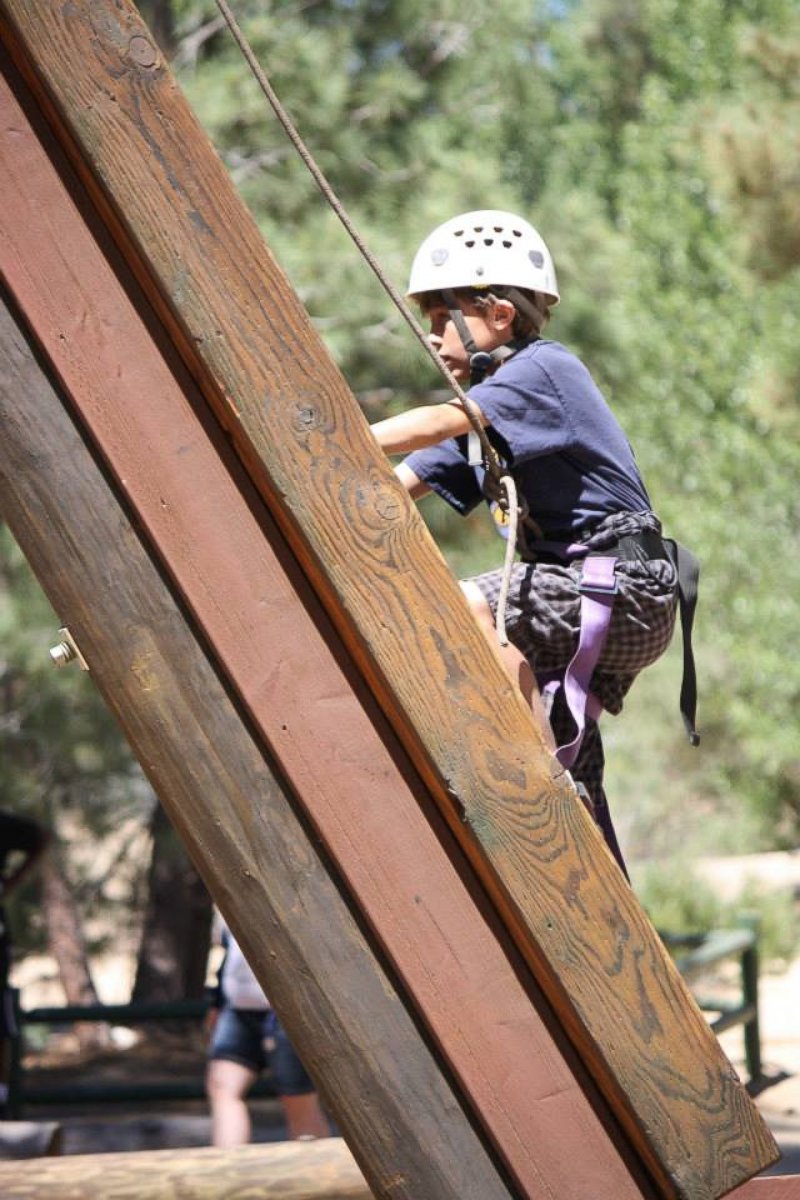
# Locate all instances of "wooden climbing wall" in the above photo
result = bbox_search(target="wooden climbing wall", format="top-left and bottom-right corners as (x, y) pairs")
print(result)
(0, 2), (788, 1197)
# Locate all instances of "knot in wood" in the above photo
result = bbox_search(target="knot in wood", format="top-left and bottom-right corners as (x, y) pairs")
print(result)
(128, 35), (158, 69)
(293, 403), (321, 433)
(372, 485), (402, 523)
(350, 473), (404, 527)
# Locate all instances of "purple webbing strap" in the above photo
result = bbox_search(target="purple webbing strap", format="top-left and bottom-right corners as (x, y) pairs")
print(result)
(554, 555), (618, 769)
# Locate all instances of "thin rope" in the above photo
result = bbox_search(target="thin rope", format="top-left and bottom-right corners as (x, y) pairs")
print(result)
(213, 0), (524, 632)
(213, 1), (501, 463)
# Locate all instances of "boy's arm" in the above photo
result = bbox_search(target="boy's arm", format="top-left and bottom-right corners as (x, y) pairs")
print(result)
(370, 400), (486, 455)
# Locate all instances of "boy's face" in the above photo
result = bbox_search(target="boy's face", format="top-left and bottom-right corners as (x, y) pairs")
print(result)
(425, 299), (515, 382)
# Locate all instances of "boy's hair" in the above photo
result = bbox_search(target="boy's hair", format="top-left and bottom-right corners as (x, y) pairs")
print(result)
(416, 286), (551, 340)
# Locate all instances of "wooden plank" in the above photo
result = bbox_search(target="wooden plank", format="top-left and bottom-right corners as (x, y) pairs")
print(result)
(0, 4), (779, 1195)
(730, 1181), (800, 1200)
(0, 1138), (373, 1199)
(0, 50), (655, 1200)
(0, 296), (515, 1200)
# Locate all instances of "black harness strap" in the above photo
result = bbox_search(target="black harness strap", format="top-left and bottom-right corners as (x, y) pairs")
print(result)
(663, 539), (701, 746)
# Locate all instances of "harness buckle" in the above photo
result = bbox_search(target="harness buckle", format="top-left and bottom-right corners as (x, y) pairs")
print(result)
(579, 555), (618, 597)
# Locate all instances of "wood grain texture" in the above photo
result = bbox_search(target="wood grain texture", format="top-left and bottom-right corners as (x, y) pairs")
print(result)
(0, 1138), (373, 1199)
(0, 297), (515, 1200)
(0, 53), (655, 1200)
(0, 3), (779, 1195)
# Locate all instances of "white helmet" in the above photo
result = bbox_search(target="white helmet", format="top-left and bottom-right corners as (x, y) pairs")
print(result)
(406, 209), (559, 304)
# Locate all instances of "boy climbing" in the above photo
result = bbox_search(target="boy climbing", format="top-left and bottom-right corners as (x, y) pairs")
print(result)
(372, 210), (697, 873)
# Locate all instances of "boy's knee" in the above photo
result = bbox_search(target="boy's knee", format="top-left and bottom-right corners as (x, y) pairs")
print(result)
(460, 581), (494, 630)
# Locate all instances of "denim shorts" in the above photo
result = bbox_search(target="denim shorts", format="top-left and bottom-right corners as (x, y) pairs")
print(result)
(208, 1005), (315, 1096)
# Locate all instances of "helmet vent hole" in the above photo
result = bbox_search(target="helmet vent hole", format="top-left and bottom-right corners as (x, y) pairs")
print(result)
(454, 229), (464, 237)
(513, 229), (522, 237)
(465, 239), (476, 248)
(473, 226), (484, 233)
(483, 238), (494, 246)
(503, 240), (512, 248)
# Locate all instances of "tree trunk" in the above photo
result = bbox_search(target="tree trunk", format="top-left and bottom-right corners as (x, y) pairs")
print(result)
(131, 803), (212, 1008)
(39, 851), (109, 1050)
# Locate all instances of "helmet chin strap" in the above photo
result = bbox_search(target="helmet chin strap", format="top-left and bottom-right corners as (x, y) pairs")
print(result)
(435, 289), (546, 560)
(440, 289), (532, 387)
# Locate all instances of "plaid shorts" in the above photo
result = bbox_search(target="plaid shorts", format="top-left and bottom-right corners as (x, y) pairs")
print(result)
(467, 544), (677, 867)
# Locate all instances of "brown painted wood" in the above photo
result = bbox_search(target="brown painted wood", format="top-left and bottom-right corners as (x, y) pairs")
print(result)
(0, 53), (658, 1200)
(730, 1181), (800, 1200)
(0, 297), (515, 1200)
(0, 1138), (373, 1199)
(0, 3), (779, 1196)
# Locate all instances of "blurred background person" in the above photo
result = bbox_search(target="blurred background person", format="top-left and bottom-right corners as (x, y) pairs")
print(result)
(205, 918), (329, 1147)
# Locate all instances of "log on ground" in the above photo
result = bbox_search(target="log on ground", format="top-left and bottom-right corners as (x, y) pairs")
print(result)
(0, 1137), (371, 1199)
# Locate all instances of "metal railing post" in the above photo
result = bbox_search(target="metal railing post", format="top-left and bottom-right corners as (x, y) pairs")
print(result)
(737, 913), (763, 1083)
(6, 988), (24, 1119)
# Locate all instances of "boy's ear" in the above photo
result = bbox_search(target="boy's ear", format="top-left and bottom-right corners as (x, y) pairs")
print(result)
(491, 298), (517, 331)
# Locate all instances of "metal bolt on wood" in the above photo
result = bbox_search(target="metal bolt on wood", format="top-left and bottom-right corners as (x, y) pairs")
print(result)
(49, 626), (89, 670)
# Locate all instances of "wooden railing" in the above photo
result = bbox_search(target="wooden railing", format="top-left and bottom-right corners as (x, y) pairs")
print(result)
(6, 994), (275, 1117)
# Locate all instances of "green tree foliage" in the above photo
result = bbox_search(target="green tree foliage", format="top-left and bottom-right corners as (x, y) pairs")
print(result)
(172, 0), (561, 396)
(570, 2), (800, 847)
(702, 20), (800, 433)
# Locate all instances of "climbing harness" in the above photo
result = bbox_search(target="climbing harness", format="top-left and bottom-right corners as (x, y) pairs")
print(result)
(213, 0), (524, 642)
(528, 530), (700, 767)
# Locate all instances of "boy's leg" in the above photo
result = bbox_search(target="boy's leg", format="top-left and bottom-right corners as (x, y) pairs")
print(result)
(462, 574), (629, 873)
(460, 580), (556, 752)
(550, 698), (628, 878)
